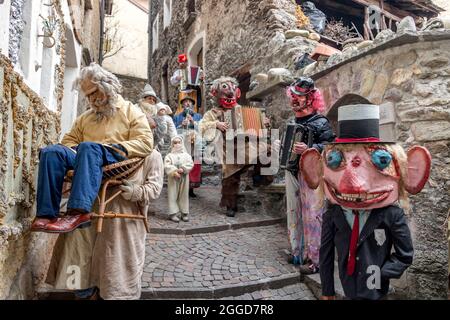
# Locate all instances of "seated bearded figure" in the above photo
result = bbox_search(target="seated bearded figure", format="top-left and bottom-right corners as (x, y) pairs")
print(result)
(31, 63), (154, 233)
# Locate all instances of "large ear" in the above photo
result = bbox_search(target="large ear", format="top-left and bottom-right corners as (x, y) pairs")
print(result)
(210, 89), (218, 97)
(405, 145), (431, 195)
(236, 87), (241, 100)
(300, 148), (323, 189)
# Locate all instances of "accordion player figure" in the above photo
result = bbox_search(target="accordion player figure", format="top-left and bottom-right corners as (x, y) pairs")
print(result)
(171, 53), (205, 112)
(280, 77), (335, 272)
(199, 76), (274, 217)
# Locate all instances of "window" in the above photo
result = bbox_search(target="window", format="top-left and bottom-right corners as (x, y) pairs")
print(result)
(197, 48), (203, 68)
(184, 0), (197, 29)
(161, 63), (169, 103)
(187, 0), (196, 13)
(105, 0), (114, 16)
(163, 0), (172, 29)
(85, 0), (93, 10)
(152, 14), (159, 53)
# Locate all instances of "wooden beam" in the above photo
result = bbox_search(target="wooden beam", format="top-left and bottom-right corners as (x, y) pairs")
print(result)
(382, 15), (387, 30)
(400, 0), (440, 15)
(316, 0), (364, 17)
(379, 0), (387, 29)
(350, 0), (412, 21)
(229, 62), (252, 78)
(364, 6), (369, 40)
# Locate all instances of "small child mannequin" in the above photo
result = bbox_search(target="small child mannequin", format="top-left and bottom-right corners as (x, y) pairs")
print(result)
(154, 102), (177, 150)
(164, 136), (194, 222)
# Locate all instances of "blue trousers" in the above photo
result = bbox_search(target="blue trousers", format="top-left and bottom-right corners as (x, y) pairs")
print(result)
(36, 142), (126, 218)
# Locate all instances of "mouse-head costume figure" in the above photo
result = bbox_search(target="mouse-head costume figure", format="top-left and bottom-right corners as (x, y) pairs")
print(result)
(199, 76), (273, 217)
(300, 103), (431, 300)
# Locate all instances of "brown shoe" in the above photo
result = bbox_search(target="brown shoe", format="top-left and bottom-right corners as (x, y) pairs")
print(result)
(30, 217), (58, 232)
(45, 214), (92, 233)
(299, 264), (319, 275)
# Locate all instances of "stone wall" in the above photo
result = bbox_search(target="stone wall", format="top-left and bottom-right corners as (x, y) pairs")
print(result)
(8, 0), (25, 65)
(116, 74), (148, 104)
(0, 54), (60, 299)
(78, 0), (102, 65)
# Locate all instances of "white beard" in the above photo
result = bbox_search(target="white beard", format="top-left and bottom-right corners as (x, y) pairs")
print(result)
(90, 103), (117, 122)
(139, 101), (156, 114)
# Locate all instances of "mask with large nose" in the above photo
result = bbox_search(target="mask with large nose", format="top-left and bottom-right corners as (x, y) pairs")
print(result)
(300, 144), (431, 210)
(210, 78), (241, 109)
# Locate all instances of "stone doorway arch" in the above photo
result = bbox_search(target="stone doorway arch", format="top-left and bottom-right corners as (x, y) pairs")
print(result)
(187, 30), (205, 68)
(186, 30), (205, 112)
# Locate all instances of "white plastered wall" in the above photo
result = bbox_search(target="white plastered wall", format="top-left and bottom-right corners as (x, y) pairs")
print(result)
(103, 0), (149, 79)
(0, 0), (11, 54)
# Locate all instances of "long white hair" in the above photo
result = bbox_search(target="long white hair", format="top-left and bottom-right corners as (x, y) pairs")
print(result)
(74, 63), (122, 119)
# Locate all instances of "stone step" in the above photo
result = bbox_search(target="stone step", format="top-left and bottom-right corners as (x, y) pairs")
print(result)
(141, 273), (302, 299)
(302, 263), (345, 300)
(37, 276), (316, 300)
(150, 217), (285, 235)
(219, 282), (316, 300)
(147, 186), (284, 234)
(302, 264), (400, 300)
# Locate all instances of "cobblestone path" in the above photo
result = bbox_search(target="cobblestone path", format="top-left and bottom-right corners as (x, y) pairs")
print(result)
(142, 186), (316, 300)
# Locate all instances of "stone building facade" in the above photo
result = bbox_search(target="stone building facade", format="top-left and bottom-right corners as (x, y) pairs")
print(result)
(0, 0), (101, 299)
(116, 74), (148, 104)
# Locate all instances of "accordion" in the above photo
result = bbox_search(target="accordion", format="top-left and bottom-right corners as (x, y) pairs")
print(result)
(183, 66), (202, 86)
(223, 105), (266, 139)
(280, 123), (313, 171)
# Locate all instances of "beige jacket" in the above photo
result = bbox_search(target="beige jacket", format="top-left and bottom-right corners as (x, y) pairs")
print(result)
(61, 95), (153, 158)
(199, 107), (223, 143)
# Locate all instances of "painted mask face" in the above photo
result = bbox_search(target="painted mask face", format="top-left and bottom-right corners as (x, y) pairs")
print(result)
(300, 144), (431, 210)
(213, 81), (241, 109)
(286, 88), (314, 117)
(322, 145), (400, 209)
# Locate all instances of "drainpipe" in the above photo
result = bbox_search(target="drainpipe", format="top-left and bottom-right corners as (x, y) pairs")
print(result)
(99, 0), (105, 65)
(147, 0), (152, 81)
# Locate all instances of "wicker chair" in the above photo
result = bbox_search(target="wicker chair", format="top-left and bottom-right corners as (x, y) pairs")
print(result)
(63, 158), (149, 233)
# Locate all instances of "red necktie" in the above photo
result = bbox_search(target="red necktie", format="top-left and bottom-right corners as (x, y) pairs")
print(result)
(347, 210), (359, 276)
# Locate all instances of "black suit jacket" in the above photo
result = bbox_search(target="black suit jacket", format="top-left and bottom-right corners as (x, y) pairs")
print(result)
(319, 204), (414, 300)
